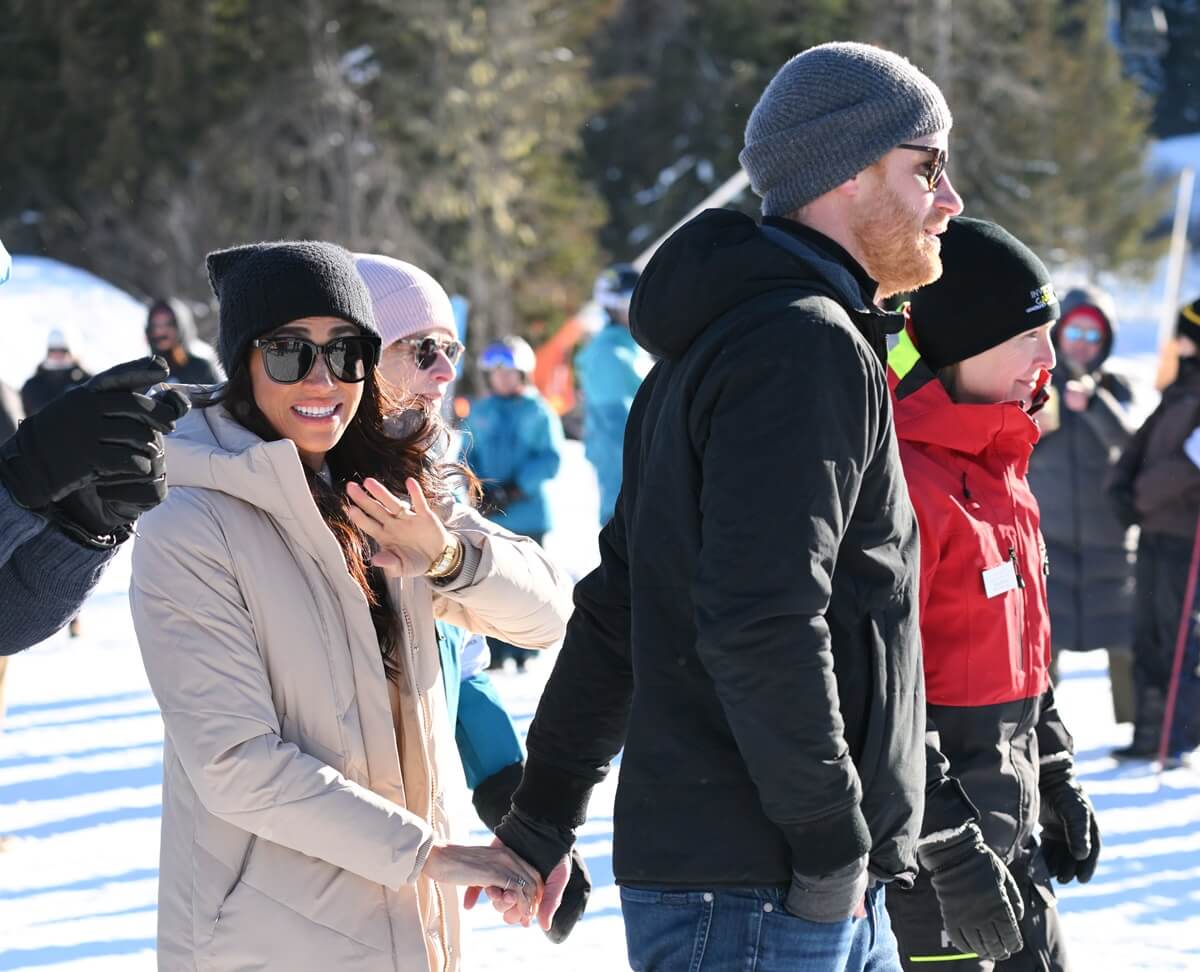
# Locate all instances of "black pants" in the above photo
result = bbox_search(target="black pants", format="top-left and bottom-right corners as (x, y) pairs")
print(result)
(887, 854), (1070, 972)
(1129, 531), (1200, 754)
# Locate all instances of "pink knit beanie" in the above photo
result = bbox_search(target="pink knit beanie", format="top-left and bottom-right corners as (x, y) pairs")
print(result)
(354, 253), (457, 347)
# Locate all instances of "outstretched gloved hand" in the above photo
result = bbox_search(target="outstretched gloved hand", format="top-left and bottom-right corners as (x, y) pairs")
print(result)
(0, 356), (189, 545)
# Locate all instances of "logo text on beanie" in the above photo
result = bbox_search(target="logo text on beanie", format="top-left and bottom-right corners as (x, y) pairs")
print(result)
(1026, 284), (1058, 315)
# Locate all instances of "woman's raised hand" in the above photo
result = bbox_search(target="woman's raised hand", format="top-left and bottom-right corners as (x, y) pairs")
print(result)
(346, 476), (451, 577)
(423, 841), (544, 924)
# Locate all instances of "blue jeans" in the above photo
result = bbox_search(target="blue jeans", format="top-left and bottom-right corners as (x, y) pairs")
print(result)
(622, 884), (902, 972)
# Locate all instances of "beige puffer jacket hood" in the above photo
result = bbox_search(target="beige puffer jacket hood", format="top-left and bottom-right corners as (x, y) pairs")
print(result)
(130, 404), (572, 972)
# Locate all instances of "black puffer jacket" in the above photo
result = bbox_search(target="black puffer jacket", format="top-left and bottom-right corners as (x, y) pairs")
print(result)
(20, 363), (91, 416)
(511, 210), (929, 888)
(1027, 308), (1136, 653)
(1109, 357), (1200, 539)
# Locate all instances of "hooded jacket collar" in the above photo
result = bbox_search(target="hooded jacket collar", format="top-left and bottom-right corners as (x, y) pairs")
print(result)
(163, 400), (347, 569)
(889, 326), (1041, 466)
(630, 209), (902, 361)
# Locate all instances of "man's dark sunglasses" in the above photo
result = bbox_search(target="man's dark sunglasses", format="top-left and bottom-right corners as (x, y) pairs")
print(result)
(896, 144), (948, 192)
(393, 336), (466, 370)
(252, 334), (381, 384)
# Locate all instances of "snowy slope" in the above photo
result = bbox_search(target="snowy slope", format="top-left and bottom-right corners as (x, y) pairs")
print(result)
(0, 257), (151, 390)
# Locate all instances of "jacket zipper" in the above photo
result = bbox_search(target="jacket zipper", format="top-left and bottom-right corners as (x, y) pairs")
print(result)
(1007, 478), (1038, 860)
(1007, 545), (1026, 588)
(400, 601), (450, 972)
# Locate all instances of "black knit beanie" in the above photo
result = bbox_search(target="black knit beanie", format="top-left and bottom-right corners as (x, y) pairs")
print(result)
(206, 240), (379, 374)
(1176, 296), (1200, 346)
(908, 217), (1060, 370)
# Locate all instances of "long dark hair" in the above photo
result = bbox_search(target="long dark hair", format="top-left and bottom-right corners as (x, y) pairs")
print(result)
(199, 358), (471, 682)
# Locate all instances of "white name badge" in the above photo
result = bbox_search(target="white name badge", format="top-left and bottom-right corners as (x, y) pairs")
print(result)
(982, 560), (1019, 599)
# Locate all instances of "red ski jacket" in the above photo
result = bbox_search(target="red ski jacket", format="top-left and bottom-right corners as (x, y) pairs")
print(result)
(888, 326), (1074, 868)
(889, 327), (1051, 707)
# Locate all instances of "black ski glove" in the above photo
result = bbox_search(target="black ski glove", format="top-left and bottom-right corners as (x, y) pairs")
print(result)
(0, 357), (188, 514)
(1039, 765), (1101, 884)
(475, 762), (591, 943)
(918, 822), (1026, 961)
(48, 447), (169, 547)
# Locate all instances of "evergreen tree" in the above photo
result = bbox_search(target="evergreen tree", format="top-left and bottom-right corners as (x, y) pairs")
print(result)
(358, 0), (610, 347)
(580, 0), (850, 260)
(851, 0), (1165, 276)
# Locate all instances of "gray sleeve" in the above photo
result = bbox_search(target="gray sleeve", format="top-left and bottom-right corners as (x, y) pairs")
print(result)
(0, 484), (117, 655)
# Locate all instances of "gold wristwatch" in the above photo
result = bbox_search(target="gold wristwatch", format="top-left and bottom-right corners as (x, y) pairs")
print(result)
(424, 535), (464, 581)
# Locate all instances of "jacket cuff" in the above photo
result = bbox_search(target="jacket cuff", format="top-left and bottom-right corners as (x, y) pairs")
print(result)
(472, 760), (525, 831)
(0, 488), (47, 560)
(921, 776), (981, 839)
(511, 756), (594, 831)
(782, 804), (873, 878)
(17, 519), (118, 592)
(430, 534), (482, 592)
(407, 831), (436, 884)
(1038, 751), (1075, 790)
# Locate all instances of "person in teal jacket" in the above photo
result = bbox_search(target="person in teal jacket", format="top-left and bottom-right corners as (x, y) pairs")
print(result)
(577, 263), (652, 524)
(462, 337), (563, 543)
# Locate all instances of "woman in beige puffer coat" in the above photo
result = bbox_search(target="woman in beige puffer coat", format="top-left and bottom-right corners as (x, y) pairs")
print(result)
(130, 241), (573, 972)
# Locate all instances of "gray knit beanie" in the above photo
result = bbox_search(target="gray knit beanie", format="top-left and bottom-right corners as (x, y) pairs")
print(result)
(740, 42), (952, 217)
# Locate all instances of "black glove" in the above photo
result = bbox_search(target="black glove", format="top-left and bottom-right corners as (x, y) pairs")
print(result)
(48, 448), (169, 547)
(480, 480), (522, 516)
(1040, 766), (1101, 884)
(918, 822), (1026, 961)
(0, 357), (188, 509)
(475, 762), (591, 943)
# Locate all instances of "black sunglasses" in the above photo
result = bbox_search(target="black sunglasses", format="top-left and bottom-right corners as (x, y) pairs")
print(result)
(896, 144), (948, 192)
(252, 334), (381, 384)
(393, 336), (465, 370)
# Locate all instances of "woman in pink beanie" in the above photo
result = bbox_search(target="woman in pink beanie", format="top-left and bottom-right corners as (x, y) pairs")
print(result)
(354, 252), (592, 944)
(355, 254), (465, 411)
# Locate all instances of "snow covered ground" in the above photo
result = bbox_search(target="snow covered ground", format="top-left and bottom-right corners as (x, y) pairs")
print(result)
(1, 438), (1199, 971)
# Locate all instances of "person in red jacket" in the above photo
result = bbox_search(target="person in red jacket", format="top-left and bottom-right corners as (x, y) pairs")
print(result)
(885, 217), (1101, 971)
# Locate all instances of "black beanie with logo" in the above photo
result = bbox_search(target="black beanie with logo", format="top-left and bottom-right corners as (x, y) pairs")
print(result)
(908, 216), (1060, 370)
(1176, 296), (1200, 346)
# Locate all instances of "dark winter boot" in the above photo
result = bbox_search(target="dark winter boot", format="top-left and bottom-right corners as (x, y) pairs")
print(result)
(1112, 686), (1165, 760)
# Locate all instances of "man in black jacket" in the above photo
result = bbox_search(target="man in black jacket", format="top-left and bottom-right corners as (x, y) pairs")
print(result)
(476, 42), (968, 969)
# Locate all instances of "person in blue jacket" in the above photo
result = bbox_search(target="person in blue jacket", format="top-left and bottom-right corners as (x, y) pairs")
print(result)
(576, 263), (652, 524)
(462, 336), (564, 671)
(463, 337), (563, 545)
